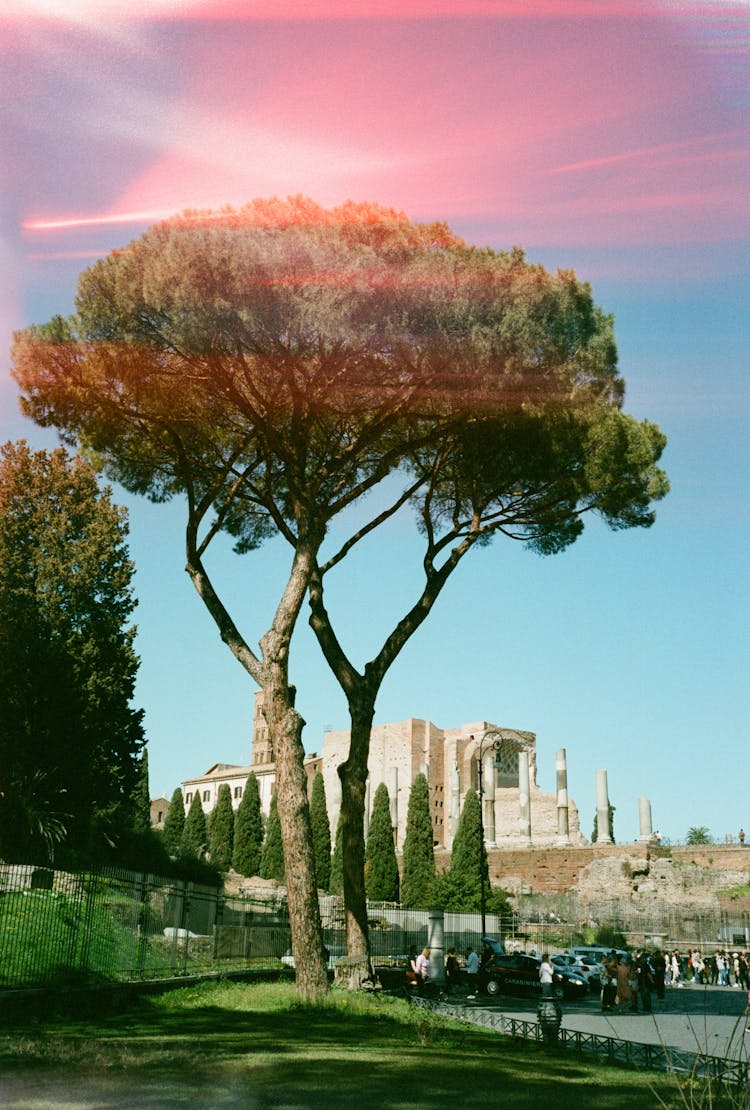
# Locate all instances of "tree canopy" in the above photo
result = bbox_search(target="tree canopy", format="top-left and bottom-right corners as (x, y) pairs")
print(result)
(0, 440), (145, 864)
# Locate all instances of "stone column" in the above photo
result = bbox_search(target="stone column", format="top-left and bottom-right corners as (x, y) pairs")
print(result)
(638, 796), (653, 843)
(518, 749), (532, 846)
(596, 769), (612, 844)
(427, 907), (445, 985)
(555, 747), (570, 846)
(483, 751), (497, 847)
(387, 767), (398, 846)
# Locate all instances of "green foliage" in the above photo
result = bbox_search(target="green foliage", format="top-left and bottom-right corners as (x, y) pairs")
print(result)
(0, 441), (145, 864)
(591, 804), (616, 844)
(329, 816), (344, 897)
(259, 793), (285, 882)
(208, 783), (234, 872)
(0, 886), (167, 988)
(685, 826), (712, 845)
(400, 774), (435, 908)
(232, 773), (263, 878)
(162, 788), (186, 858)
(181, 792), (208, 859)
(310, 772), (331, 892)
(365, 783), (399, 902)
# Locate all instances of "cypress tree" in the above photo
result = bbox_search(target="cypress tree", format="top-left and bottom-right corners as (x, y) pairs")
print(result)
(162, 787), (186, 856)
(209, 782), (234, 871)
(365, 782), (399, 902)
(400, 773), (435, 908)
(131, 748), (151, 836)
(450, 788), (486, 890)
(232, 772), (263, 877)
(329, 815), (343, 897)
(310, 772), (331, 892)
(181, 790), (208, 858)
(259, 792), (285, 881)
(432, 787), (487, 911)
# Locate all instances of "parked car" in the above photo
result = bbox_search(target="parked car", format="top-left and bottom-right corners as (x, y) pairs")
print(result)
(482, 952), (588, 1001)
(551, 953), (591, 981)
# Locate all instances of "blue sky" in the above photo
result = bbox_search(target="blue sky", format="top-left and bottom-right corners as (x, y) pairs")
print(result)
(1, 1), (748, 844)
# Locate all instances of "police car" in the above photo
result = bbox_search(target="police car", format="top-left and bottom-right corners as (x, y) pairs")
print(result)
(483, 952), (588, 1000)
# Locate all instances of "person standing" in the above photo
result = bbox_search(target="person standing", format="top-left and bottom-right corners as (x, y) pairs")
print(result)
(465, 946), (479, 998)
(651, 949), (666, 1001)
(416, 946), (431, 994)
(616, 956), (633, 1010)
(445, 947), (460, 993)
(539, 953), (554, 998)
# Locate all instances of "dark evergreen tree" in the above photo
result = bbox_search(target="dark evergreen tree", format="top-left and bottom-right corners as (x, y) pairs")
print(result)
(131, 748), (152, 836)
(0, 441), (145, 863)
(329, 816), (344, 897)
(310, 772), (332, 892)
(592, 804), (616, 844)
(209, 783), (234, 871)
(365, 783), (399, 903)
(232, 773), (263, 877)
(162, 788), (186, 857)
(181, 791), (208, 858)
(432, 787), (494, 912)
(259, 792), (285, 881)
(400, 774), (435, 908)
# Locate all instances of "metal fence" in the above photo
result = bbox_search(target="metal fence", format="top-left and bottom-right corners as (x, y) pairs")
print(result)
(412, 997), (750, 1086)
(4, 860), (749, 991)
(0, 863), (291, 989)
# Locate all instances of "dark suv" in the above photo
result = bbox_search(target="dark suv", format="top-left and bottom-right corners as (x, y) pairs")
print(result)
(482, 952), (588, 1001)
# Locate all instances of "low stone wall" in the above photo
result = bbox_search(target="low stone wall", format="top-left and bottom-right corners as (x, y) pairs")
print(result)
(480, 844), (750, 902)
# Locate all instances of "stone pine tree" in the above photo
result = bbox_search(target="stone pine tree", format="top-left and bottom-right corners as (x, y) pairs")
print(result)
(310, 772), (332, 892)
(329, 817), (344, 897)
(400, 774), (435, 908)
(13, 198), (668, 994)
(182, 791), (208, 858)
(364, 783), (399, 903)
(162, 788), (186, 857)
(260, 792), (285, 882)
(209, 783), (234, 872)
(232, 772), (263, 877)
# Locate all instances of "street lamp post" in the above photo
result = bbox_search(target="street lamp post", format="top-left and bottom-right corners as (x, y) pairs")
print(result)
(473, 728), (506, 939)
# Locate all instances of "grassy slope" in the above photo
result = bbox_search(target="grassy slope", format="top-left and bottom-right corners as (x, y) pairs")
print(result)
(0, 981), (712, 1109)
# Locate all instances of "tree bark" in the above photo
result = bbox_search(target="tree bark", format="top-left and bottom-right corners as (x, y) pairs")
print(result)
(337, 692), (377, 987)
(263, 678), (328, 1001)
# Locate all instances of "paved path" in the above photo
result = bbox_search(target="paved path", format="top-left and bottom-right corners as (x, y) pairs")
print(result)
(453, 981), (750, 1062)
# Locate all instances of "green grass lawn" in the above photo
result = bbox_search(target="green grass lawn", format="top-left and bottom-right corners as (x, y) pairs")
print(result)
(0, 980), (736, 1109)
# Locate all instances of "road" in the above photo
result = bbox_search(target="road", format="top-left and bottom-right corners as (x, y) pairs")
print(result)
(450, 980), (750, 1062)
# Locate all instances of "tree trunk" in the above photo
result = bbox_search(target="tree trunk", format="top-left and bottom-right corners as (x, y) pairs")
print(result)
(337, 692), (378, 990)
(264, 679), (329, 1002)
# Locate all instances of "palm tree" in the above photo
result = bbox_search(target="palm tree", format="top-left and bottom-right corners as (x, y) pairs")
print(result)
(685, 826), (711, 845)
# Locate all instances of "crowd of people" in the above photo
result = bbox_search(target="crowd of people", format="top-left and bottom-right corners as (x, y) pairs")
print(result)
(598, 947), (750, 1013)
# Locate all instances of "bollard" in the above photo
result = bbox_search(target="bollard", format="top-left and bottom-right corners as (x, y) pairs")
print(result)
(537, 997), (562, 1045)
